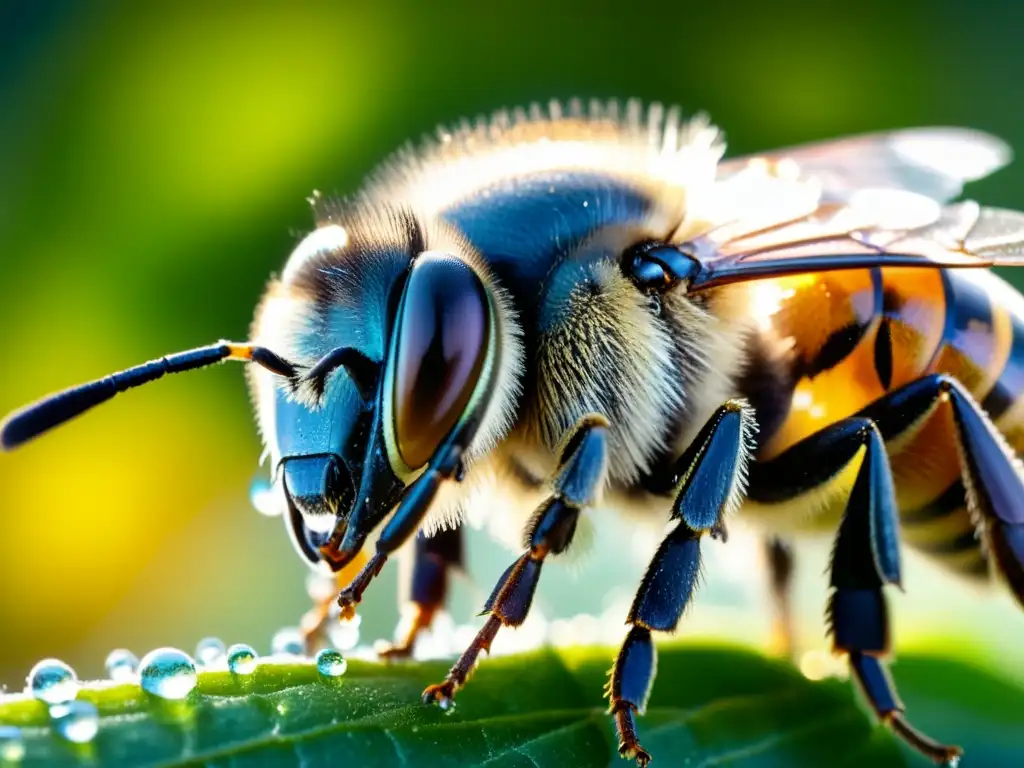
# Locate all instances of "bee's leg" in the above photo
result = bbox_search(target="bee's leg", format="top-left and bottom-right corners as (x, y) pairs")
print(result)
(764, 536), (796, 659)
(857, 374), (1024, 605)
(330, 440), (466, 620)
(299, 551), (369, 652)
(748, 414), (962, 766)
(610, 401), (754, 768)
(422, 413), (610, 709)
(378, 525), (464, 660)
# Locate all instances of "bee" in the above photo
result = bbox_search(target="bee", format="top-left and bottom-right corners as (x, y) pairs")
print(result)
(4, 98), (1024, 767)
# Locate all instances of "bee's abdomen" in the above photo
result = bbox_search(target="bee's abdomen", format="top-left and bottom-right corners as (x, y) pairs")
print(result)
(750, 266), (1024, 580)
(896, 269), (1024, 577)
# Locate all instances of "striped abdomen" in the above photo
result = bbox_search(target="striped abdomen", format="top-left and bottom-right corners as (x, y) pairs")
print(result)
(750, 266), (1024, 578)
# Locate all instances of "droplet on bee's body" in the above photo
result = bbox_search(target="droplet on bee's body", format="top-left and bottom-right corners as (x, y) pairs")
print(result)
(194, 637), (227, 668)
(0, 726), (25, 762)
(50, 700), (99, 744)
(104, 649), (139, 683)
(226, 644), (259, 676)
(315, 648), (347, 679)
(26, 659), (78, 705)
(271, 628), (304, 657)
(250, 477), (283, 517)
(138, 648), (198, 700)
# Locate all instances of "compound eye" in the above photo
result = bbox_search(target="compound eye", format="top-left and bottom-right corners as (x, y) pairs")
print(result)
(392, 253), (490, 470)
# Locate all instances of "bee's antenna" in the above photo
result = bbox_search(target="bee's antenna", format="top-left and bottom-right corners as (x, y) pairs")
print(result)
(304, 346), (379, 401)
(0, 342), (298, 451)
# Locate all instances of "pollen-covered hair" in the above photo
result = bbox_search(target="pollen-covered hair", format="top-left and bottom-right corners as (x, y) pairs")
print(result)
(363, 98), (726, 220)
(248, 200), (524, 468)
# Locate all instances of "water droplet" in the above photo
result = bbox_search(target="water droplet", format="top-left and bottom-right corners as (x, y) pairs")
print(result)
(305, 571), (336, 603)
(798, 650), (829, 681)
(250, 476), (283, 516)
(567, 613), (601, 644)
(439, 698), (456, 715)
(50, 700), (99, 744)
(226, 644), (259, 676)
(0, 726), (25, 762)
(271, 627), (303, 656)
(26, 659), (78, 705)
(138, 648), (198, 700)
(194, 637), (226, 667)
(346, 644), (379, 662)
(104, 649), (138, 683)
(327, 616), (360, 651)
(315, 648), (347, 679)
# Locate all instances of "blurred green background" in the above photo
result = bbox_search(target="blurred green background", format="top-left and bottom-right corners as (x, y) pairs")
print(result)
(1, 0), (1023, 696)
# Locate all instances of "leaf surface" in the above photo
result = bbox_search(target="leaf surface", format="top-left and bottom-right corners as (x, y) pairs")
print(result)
(1, 645), (1021, 767)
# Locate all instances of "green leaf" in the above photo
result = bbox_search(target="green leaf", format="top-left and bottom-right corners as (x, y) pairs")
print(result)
(1, 644), (1021, 767)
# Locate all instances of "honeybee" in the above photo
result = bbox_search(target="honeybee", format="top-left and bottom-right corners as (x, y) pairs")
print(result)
(5, 98), (1024, 767)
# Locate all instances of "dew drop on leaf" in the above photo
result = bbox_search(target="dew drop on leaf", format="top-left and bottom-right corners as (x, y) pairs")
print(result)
(271, 627), (304, 656)
(50, 700), (99, 744)
(104, 649), (139, 683)
(226, 644), (259, 676)
(315, 648), (348, 679)
(26, 659), (78, 705)
(439, 698), (457, 715)
(195, 637), (227, 667)
(0, 726), (25, 762)
(138, 648), (198, 700)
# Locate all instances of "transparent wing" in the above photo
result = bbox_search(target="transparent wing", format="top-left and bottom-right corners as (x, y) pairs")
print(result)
(686, 195), (1024, 292)
(718, 127), (1012, 203)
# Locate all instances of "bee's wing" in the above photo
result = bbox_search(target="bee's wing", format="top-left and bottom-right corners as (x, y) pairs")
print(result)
(719, 128), (1012, 203)
(687, 195), (1024, 292)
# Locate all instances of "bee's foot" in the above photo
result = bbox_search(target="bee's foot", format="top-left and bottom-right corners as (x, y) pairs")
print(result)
(619, 741), (652, 767)
(887, 711), (962, 766)
(336, 591), (359, 622)
(710, 520), (728, 542)
(422, 680), (457, 711)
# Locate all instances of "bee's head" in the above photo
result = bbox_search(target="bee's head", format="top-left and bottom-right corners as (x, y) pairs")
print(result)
(251, 204), (522, 569)
(0, 203), (522, 571)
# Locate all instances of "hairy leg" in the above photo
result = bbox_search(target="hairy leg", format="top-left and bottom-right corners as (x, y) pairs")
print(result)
(764, 537), (796, 658)
(749, 414), (960, 765)
(423, 414), (610, 708)
(379, 525), (464, 660)
(609, 401), (755, 766)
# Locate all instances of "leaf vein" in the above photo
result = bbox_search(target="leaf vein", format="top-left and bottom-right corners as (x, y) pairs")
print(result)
(382, 728), (410, 767)
(692, 709), (862, 767)
(479, 711), (607, 766)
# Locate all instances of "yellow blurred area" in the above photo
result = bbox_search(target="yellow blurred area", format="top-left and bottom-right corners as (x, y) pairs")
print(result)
(1, 0), (1023, 690)
(0, 1), (408, 682)
(72, 6), (400, 231)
